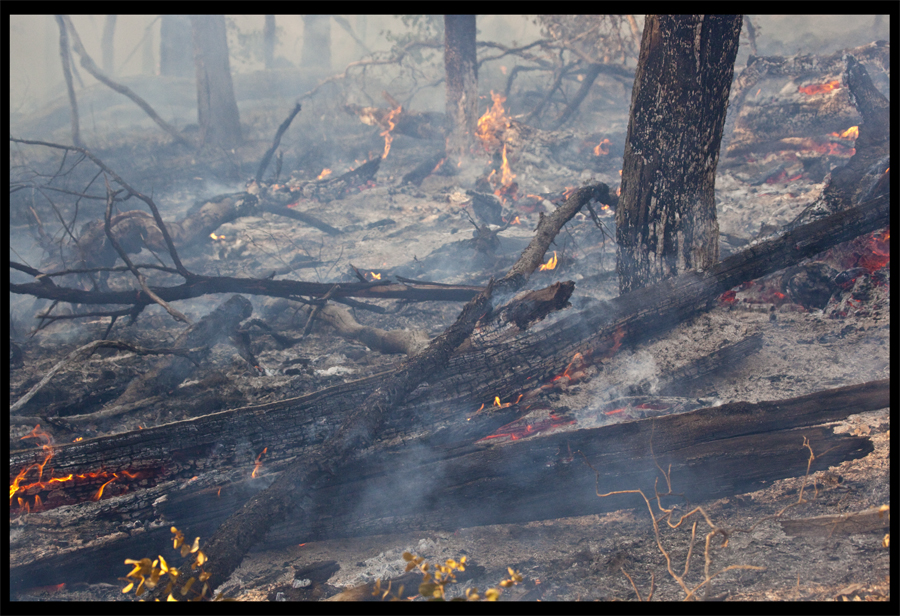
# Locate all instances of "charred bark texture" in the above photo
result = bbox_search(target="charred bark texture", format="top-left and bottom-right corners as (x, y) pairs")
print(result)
(444, 15), (478, 163)
(190, 15), (242, 148)
(616, 15), (742, 293)
(9, 380), (884, 589)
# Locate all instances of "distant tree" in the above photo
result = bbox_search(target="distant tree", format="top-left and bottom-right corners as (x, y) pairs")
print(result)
(444, 15), (478, 164)
(101, 15), (116, 75)
(616, 15), (742, 293)
(160, 16), (193, 78)
(263, 15), (276, 69)
(190, 15), (242, 148)
(302, 15), (331, 70)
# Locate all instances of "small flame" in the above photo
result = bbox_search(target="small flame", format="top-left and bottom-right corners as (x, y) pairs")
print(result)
(593, 138), (611, 156)
(539, 251), (558, 271)
(73, 437), (83, 442)
(252, 447), (268, 478)
(798, 80), (841, 95)
(92, 475), (118, 501)
(511, 216), (520, 225)
(830, 126), (859, 140)
(369, 272), (382, 280)
(381, 105), (402, 160)
(499, 143), (516, 187)
(317, 168), (333, 180)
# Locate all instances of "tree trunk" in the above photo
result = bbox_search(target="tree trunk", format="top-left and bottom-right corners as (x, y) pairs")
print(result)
(302, 15), (331, 70)
(55, 15), (83, 149)
(190, 15), (242, 148)
(263, 15), (275, 69)
(444, 15), (478, 163)
(101, 15), (116, 75)
(160, 15), (193, 78)
(616, 15), (742, 293)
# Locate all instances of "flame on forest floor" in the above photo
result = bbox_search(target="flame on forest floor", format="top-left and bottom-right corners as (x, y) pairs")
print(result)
(593, 138), (611, 156)
(539, 252), (558, 271)
(252, 447), (268, 478)
(798, 80), (841, 95)
(381, 106), (402, 160)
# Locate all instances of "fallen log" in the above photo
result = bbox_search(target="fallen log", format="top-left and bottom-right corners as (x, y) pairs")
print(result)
(10, 192), (889, 494)
(9, 380), (885, 589)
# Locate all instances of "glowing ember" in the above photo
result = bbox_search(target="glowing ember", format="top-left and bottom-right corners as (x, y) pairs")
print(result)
(369, 272), (382, 280)
(381, 106), (402, 159)
(92, 475), (118, 501)
(252, 447), (268, 478)
(798, 80), (841, 95)
(539, 251), (558, 271)
(210, 232), (225, 241)
(511, 216), (520, 225)
(317, 168), (333, 180)
(593, 138), (611, 156)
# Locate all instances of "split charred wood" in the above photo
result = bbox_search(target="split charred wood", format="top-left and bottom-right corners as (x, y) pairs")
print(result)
(787, 53), (890, 230)
(9, 380), (885, 590)
(724, 40), (889, 154)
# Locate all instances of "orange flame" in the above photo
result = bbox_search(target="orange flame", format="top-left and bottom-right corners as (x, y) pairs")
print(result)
(499, 143), (516, 187)
(511, 216), (520, 225)
(476, 91), (511, 152)
(381, 106), (402, 159)
(369, 272), (382, 280)
(317, 168), (333, 180)
(10, 425), (55, 504)
(798, 80), (841, 95)
(830, 126), (859, 140)
(252, 447), (268, 478)
(539, 251), (558, 271)
(92, 475), (118, 501)
(593, 138), (611, 156)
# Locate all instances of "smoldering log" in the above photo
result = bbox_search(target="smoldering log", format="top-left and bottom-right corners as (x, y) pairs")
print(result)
(9, 192), (889, 490)
(9, 380), (885, 589)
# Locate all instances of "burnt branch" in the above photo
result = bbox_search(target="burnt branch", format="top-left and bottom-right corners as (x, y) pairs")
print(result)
(255, 102), (302, 183)
(61, 16), (192, 148)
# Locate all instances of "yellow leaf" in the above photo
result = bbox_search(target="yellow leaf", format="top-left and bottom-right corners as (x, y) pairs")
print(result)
(159, 555), (169, 573)
(194, 551), (208, 567)
(485, 588), (500, 601)
(883, 534), (890, 548)
(405, 562), (416, 573)
(402, 551), (414, 561)
(122, 582), (134, 593)
(500, 580), (512, 587)
(180, 544), (190, 557)
(419, 582), (437, 597)
(190, 537), (200, 553)
(199, 571), (210, 582)
(201, 583), (209, 597)
(181, 577), (196, 595)
(167, 593), (177, 601)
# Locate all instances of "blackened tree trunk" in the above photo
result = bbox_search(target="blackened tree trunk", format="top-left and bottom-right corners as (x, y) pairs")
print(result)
(444, 15), (478, 164)
(101, 15), (116, 75)
(263, 15), (276, 69)
(190, 15), (242, 148)
(616, 15), (742, 293)
(160, 16), (193, 78)
(302, 15), (331, 70)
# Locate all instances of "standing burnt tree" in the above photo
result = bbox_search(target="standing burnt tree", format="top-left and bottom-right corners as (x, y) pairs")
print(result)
(616, 15), (742, 292)
(444, 15), (478, 164)
(190, 15), (242, 148)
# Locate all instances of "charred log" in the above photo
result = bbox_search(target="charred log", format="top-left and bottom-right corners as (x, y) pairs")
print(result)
(9, 380), (885, 589)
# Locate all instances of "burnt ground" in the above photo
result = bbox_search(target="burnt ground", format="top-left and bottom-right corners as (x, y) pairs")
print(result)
(9, 37), (890, 603)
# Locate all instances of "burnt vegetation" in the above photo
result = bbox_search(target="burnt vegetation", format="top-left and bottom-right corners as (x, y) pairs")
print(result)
(8, 15), (890, 602)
